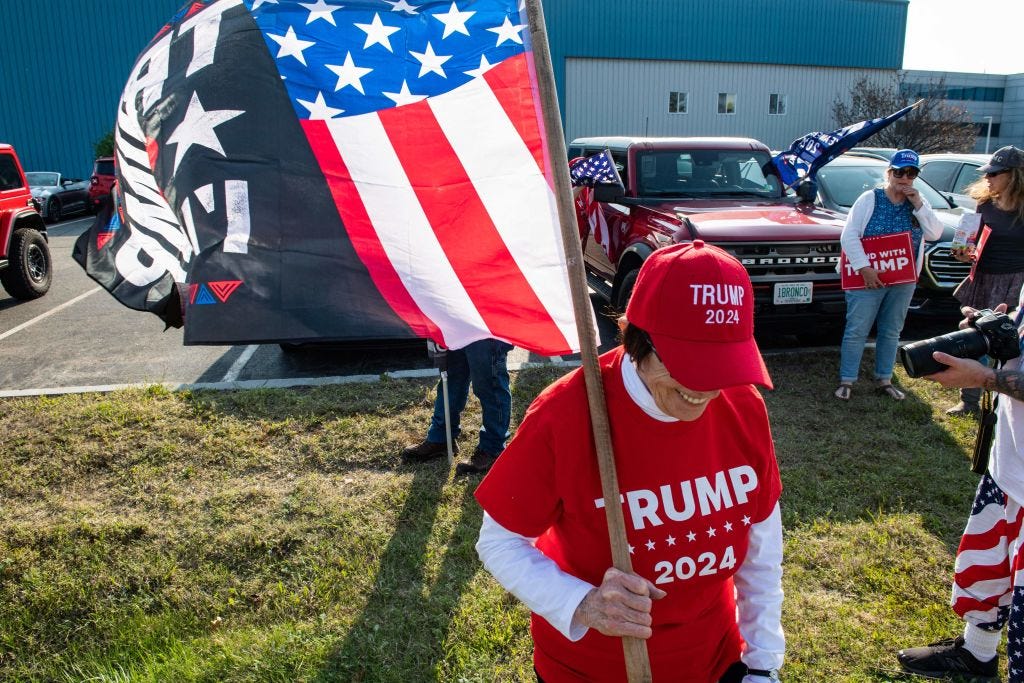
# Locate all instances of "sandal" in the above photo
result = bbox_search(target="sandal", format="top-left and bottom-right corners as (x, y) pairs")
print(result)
(876, 383), (905, 401)
(834, 383), (852, 400)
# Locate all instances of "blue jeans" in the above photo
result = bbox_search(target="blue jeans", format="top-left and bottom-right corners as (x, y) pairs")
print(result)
(426, 339), (513, 454)
(839, 282), (916, 383)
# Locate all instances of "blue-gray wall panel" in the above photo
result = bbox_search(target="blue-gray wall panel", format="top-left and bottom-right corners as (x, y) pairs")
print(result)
(0, 0), (183, 176)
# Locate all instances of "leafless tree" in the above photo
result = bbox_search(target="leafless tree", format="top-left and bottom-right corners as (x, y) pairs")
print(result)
(832, 74), (977, 153)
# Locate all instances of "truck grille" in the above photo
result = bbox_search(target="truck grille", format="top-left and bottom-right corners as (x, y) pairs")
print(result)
(720, 241), (842, 283)
(924, 243), (971, 288)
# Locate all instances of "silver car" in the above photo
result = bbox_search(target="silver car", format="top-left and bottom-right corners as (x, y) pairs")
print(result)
(917, 153), (990, 211)
(25, 171), (90, 224)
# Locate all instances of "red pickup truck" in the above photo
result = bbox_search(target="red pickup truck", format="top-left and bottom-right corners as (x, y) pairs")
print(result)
(0, 144), (51, 299)
(568, 136), (847, 330)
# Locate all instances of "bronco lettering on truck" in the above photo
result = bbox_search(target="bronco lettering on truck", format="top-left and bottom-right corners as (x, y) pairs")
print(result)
(568, 136), (847, 330)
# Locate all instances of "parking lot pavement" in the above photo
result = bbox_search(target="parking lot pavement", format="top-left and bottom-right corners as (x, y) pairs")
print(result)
(0, 217), (587, 395)
(0, 215), (958, 396)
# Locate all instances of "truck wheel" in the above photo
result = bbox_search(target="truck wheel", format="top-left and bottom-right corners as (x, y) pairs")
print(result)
(45, 198), (62, 224)
(615, 269), (640, 311)
(1, 228), (52, 299)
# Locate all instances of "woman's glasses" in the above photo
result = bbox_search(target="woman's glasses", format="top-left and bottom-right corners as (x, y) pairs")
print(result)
(890, 167), (920, 179)
(986, 169), (1010, 178)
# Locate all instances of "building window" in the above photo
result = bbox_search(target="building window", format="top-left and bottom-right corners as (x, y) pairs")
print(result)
(976, 122), (1001, 137)
(717, 93), (736, 115)
(668, 91), (688, 114)
(768, 93), (787, 115)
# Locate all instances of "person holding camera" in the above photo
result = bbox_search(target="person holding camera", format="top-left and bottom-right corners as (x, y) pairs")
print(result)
(945, 146), (1024, 417)
(834, 149), (944, 401)
(896, 298), (1024, 682)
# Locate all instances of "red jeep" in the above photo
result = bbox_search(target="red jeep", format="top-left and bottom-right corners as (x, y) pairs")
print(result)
(568, 137), (847, 330)
(0, 144), (51, 299)
(87, 156), (116, 212)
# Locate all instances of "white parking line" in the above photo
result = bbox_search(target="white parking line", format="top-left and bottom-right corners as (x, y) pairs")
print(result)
(0, 286), (102, 342)
(221, 344), (259, 382)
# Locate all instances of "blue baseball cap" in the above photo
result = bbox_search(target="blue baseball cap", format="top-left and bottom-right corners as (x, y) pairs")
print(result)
(890, 149), (920, 169)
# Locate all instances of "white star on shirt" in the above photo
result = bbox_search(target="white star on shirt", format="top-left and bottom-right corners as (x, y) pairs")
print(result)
(724, 521), (733, 532)
(687, 531), (697, 542)
(465, 55), (497, 79)
(267, 26), (316, 66)
(645, 540), (655, 551)
(296, 92), (344, 120)
(299, 0), (340, 25)
(382, 80), (427, 107)
(410, 42), (452, 78)
(666, 535), (676, 546)
(707, 527), (716, 538)
(165, 92), (244, 174)
(251, 0), (278, 9)
(326, 52), (373, 93)
(487, 16), (526, 46)
(355, 13), (401, 52)
(628, 544), (635, 555)
(742, 515), (752, 526)
(385, 0), (419, 14)
(433, 2), (475, 38)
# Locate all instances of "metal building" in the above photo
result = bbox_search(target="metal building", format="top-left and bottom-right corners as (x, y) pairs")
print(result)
(0, 0), (1016, 176)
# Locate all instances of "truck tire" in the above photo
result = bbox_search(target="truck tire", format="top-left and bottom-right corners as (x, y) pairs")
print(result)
(615, 268), (640, 312)
(1, 228), (52, 300)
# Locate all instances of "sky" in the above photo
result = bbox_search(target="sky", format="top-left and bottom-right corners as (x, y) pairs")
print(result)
(903, 0), (1024, 74)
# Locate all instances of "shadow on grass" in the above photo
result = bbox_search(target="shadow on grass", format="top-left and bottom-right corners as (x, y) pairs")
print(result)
(314, 465), (483, 682)
(766, 349), (980, 551)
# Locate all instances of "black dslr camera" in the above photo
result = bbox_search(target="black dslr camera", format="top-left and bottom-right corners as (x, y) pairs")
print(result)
(899, 309), (1021, 378)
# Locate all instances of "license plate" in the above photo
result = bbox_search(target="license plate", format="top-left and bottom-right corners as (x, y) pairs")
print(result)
(774, 282), (812, 304)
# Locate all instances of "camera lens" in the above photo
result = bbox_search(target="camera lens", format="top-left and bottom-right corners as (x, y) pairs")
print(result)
(898, 328), (991, 378)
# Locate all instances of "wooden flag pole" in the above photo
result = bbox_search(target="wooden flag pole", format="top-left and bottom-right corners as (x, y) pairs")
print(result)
(523, 1), (652, 681)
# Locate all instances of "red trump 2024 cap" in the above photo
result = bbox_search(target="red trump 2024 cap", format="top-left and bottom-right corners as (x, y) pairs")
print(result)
(625, 240), (773, 391)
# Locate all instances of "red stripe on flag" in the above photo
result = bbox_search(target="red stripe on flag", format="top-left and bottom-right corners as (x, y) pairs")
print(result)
(485, 54), (547, 188)
(957, 523), (1007, 553)
(956, 561), (1011, 588)
(953, 595), (1004, 618)
(380, 100), (568, 353)
(301, 120), (445, 344)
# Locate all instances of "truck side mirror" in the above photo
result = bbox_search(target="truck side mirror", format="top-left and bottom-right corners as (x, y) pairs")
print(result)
(593, 182), (624, 203)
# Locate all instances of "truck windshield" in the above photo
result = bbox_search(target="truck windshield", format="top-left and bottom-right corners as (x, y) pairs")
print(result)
(636, 150), (782, 199)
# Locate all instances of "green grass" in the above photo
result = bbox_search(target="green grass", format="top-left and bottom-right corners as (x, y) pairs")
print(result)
(0, 352), (998, 681)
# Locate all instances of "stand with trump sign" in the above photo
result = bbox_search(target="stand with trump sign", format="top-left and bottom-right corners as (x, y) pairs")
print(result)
(840, 232), (917, 290)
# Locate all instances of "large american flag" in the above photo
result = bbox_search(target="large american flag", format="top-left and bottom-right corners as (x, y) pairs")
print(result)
(74, 0), (585, 354)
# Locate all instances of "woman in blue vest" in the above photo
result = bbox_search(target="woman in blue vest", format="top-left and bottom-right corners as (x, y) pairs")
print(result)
(834, 149), (944, 401)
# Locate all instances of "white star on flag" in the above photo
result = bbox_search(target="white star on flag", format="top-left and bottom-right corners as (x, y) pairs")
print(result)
(355, 13), (401, 51)
(267, 26), (316, 66)
(299, 0), (341, 25)
(410, 42), (452, 78)
(382, 80), (427, 106)
(326, 52), (373, 93)
(465, 55), (497, 79)
(385, 0), (419, 14)
(296, 92), (344, 120)
(487, 16), (525, 46)
(165, 92), (244, 174)
(433, 2), (475, 38)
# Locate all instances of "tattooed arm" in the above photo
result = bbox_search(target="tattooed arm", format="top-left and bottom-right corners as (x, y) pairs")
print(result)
(926, 352), (1024, 403)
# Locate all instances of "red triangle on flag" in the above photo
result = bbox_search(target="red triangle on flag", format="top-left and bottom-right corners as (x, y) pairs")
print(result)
(189, 283), (199, 305)
(96, 232), (114, 250)
(208, 280), (243, 303)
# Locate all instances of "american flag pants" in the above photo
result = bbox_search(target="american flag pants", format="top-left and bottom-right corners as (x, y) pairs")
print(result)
(952, 473), (1024, 680)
